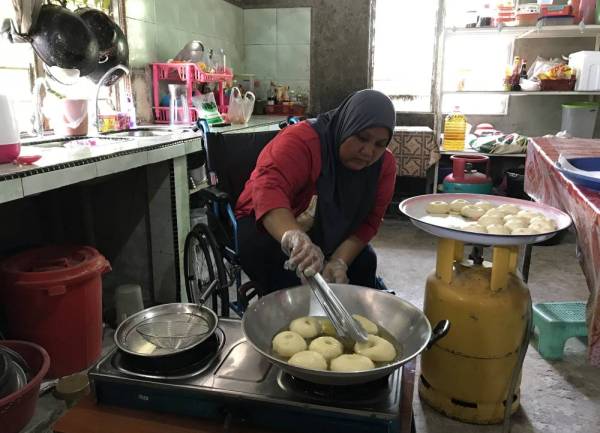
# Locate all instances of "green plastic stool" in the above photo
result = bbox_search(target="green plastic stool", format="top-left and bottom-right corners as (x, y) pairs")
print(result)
(532, 301), (588, 360)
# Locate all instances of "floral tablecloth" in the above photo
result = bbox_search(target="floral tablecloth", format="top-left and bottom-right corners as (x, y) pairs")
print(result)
(526, 137), (600, 365)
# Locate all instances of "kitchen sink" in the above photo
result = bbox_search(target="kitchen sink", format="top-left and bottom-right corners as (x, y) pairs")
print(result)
(102, 127), (194, 138)
(22, 136), (134, 148)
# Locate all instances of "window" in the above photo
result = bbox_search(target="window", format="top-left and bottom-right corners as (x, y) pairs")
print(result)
(372, 0), (439, 112)
(441, 32), (513, 115)
(0, 2), (35, 133)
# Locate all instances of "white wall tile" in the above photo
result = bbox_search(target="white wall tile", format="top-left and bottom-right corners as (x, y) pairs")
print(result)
(127, 18), (158, 66)
(277, 44), (310, 80)
(0, 178), (23, 204)
(22, 164), (98, 196)
(245, 45), (277, 78)
(277, 8), (310, 45)
(96, 153), (149, 177)
(244, 9), (276, 45)
(126, 0), (155, 23)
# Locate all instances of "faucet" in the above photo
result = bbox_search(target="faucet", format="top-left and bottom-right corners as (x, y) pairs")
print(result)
(94, 65), (130, 134)
(32, 77), (47, 137)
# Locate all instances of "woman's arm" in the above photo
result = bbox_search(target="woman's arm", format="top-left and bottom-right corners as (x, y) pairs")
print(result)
(330, 235), (365, 265)
(262, 208), (302, 243)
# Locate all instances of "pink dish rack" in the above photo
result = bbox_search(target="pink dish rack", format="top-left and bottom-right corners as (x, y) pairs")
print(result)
(152, 62), (233, 125)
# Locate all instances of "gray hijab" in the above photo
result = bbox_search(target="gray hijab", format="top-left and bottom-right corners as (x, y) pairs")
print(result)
(308, 90), (396, 255)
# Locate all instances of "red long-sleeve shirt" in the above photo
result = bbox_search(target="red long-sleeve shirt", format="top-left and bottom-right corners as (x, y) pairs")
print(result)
(235, 121), (397, 244)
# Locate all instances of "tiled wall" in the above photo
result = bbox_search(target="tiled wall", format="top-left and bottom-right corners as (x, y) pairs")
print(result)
(125, 0), (244, 122)
(243, 7), (310, 102)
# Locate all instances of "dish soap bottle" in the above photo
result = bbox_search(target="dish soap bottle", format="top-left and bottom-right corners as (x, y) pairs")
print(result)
(443, 106), (467, 151)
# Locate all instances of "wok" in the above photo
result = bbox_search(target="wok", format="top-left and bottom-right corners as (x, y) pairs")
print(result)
(243, 284), (449, 386)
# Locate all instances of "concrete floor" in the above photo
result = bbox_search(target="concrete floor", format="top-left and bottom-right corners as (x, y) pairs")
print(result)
(372, 220), (600, 433)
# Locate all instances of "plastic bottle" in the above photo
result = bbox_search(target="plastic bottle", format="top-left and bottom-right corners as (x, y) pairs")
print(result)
(443, 106), (467, 151)
(126, 95), (137, 128)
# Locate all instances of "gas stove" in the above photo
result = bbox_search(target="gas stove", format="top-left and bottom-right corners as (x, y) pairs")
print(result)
(89, 318), (413, 433)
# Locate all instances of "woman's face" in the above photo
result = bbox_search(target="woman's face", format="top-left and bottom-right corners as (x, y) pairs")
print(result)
(338, 127), (390, 171)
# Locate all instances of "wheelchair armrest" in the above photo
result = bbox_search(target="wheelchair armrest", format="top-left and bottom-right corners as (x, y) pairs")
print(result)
(199, 186), (230, 204)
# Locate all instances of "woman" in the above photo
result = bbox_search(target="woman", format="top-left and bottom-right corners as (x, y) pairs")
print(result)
(235, 89), (397, 294)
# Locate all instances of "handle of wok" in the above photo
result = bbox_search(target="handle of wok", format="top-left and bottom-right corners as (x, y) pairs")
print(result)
(427, 320), (450, 350)
(198, 279), (219, 306)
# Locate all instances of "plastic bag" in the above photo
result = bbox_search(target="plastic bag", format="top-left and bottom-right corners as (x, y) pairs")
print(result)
(227, 87), (255, 124)
(528, 56), (564, 81)
(191, 92), (224, 125)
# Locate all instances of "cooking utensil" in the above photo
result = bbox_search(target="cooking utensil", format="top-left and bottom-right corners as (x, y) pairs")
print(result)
(307, 273), (368, 344)
(399, 193), (572, 246)
(114, 280), (218, 358)
(243, 284), (449, 385)
(136, 319), (211, 350)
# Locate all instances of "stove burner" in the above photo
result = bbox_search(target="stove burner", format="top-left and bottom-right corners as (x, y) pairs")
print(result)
(277, 370), (394, 407)
(113, 327), (225, 380)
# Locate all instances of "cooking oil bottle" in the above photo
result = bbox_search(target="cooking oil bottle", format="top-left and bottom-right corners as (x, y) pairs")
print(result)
(443, 106), (467, 151)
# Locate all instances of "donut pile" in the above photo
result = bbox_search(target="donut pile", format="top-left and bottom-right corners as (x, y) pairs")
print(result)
(271, 315), (397, 372)
(425, 199), (558, 235)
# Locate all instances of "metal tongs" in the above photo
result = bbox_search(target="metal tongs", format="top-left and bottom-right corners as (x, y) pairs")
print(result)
(307, 273), (369, 344)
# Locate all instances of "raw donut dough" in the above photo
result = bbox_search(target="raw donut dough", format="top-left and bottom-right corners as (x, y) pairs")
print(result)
(449, 199), (470, 213)
(487, 224), (511, 235)
(474, 201), (494, 211)
(460, 205), (486, 220)
(290, 316), (321, 338)
(517, 210), (544, 221)
(319, 318), (337, 336)
(426, 201), (450, 214)
(273, 331), (307, 357)
(529, 221), (554, 234)
(504, 219), (528, 232)
(530, 216), (557, 229)
(352, 314), (378, 335)
(330, 354), (375, 372)
(483, 209), (505, 219)
(463, 223), (487, 233)
(354, 335), (397, 362)
(497, 204), (520, 215)
(288, 350), (327, 370)
(511, 227), (537, 235)
(503, 215), (529, 225)
(309, 336), (344, 361)
(477, 215), (504, 227)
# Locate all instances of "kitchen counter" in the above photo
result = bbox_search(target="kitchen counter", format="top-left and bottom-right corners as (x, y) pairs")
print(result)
(209, 115), (287, 134)
(0, 131), (202, 205)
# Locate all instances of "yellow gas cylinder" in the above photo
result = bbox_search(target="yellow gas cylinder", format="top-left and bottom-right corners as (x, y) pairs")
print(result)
(419, 238), (530, 424)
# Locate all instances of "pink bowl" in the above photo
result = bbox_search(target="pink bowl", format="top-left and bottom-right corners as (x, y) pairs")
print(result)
(0, 143), (21, 163)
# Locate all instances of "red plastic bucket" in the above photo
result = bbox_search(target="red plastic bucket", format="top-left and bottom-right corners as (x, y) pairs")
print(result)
(0, 341), (50, 433)
(0, 246), (111, 378)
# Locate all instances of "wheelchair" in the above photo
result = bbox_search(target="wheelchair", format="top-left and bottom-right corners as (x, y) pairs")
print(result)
(184, 117), (301, 318)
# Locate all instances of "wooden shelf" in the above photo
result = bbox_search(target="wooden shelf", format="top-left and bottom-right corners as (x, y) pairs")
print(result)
(444, 90), (600, 96)
(445, 24), (600, 39)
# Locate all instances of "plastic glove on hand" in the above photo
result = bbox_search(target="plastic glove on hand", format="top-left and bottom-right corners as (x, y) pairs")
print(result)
(281, 229), (324, 278)
(322, 258), (349, 284)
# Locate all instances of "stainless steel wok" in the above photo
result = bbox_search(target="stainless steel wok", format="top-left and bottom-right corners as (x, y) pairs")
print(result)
(242, 284), (449, 385)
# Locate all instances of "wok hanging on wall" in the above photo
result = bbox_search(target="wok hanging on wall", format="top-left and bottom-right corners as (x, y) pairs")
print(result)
(75, 8), (129, 86)
(28, 4), (99, 78)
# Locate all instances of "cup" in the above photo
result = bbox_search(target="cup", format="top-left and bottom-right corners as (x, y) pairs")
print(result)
(115, 284), (144, 325)
(0, 94), (21, 163)
(169, 84), (191, 126)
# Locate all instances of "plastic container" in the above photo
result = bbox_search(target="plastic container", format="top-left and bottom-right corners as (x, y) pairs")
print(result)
(569, 51), (600, 91)
(517, 12), (540, 26)
(442, 107), (467, 151)
(0, 246), (111, 378)
(580, 0), (596, 24)
(0, 341), (50, 433)
(561, 102), (600, 138)
(540, 4), (573, 16)
(537, 15), (575, 25)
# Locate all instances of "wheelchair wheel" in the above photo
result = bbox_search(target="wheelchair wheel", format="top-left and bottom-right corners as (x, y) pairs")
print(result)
(184, 223), (229, 316)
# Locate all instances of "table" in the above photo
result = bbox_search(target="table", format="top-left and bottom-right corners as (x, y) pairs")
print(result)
(432, 148), (526, 193)
(525, 137), (600, 366)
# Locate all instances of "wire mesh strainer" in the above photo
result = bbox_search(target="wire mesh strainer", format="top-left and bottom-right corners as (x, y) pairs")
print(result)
(136, 318), (211, 350)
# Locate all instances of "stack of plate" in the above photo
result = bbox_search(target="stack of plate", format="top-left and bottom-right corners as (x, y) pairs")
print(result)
(556, 154), (600, 191)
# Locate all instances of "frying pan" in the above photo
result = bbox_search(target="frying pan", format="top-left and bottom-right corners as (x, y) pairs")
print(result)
(243, 284), (449, 386)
